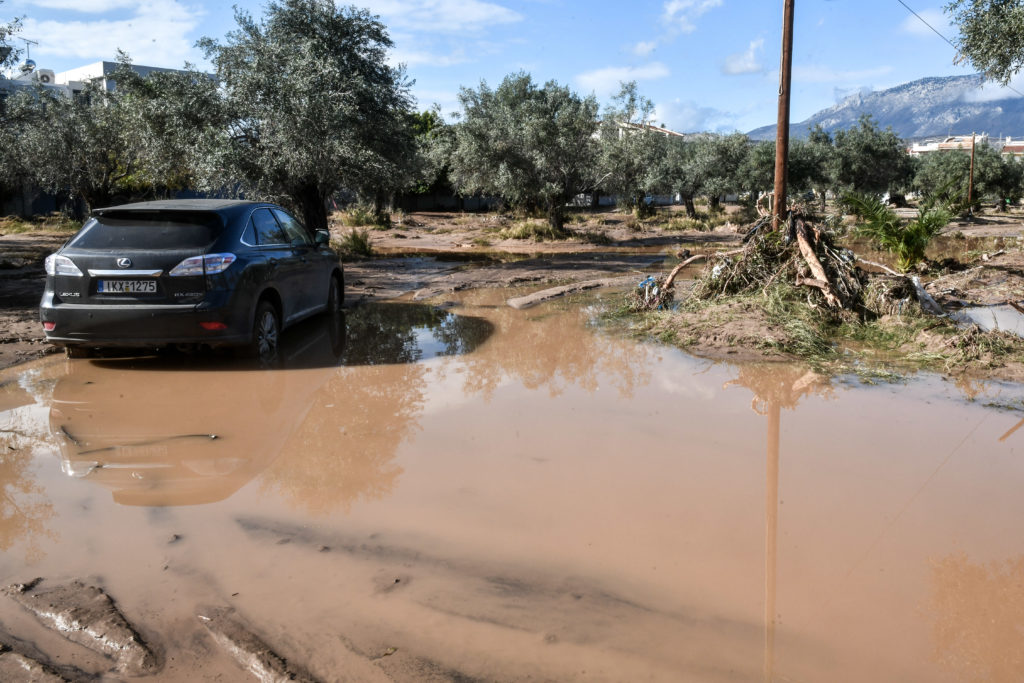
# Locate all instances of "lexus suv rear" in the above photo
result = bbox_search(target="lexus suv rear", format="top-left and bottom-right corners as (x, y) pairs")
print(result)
(39, 199), (344, 360)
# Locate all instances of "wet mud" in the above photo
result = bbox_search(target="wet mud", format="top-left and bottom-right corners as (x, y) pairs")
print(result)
(2, 292), (1024, 680)
(198, 605), (318, 683)
(5, 578), (160, 675)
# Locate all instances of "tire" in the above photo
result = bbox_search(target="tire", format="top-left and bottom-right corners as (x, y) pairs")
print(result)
(327, 272), (344, 313)
(245, 300), (280, 364)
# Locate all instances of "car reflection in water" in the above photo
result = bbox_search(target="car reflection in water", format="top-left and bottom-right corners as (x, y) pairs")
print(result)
(48, 304), (494, 507)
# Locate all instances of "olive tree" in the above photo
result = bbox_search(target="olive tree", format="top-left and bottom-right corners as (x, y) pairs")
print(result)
(915, 145), (1024, 208)
(10, 82), (143, 215)
(112, 56), (222, 197)
(0, 2), (19, 71)
(449, 72), (600, 231)
(946, 0), (1024, 85)
(196, 0), (415, 232)
(0, 4), (23, 206)
(596, 82), (665, 217)
(833, 115), (913, 195)
(695, 133), (750, 208)
(660, 136), (701, 216)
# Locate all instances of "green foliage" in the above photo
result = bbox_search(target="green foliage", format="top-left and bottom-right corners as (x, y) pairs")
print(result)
(409, 107), (453, 195)
(450, 72), (599, 232)
(833, 115), (913, 195)
(0, 2), (20, 71)
(336, 228), (373, 257)
(846, 192), (950, 271)
(498, 219), (565, 241)
(6, 81), (143, 213)
(111, 54), (221, 195)
(946, 0), (1024, 85)
(914, 144), (1024, 208)
(597, 82), (667, 215)
(340, 206), (377, 227)
(194, 0), (414, 232)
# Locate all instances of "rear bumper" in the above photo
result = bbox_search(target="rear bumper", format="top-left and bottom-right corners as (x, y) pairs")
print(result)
(40, 294), (251, 348)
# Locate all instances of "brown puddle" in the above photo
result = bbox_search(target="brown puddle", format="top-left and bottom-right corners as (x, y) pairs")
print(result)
(2, 293), (1024, 681)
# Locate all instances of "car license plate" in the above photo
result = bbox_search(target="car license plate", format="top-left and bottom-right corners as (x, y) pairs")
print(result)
(98, 279), (157, 294)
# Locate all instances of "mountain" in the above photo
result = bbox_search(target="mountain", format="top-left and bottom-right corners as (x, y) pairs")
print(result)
(747, 74), (1024, 141)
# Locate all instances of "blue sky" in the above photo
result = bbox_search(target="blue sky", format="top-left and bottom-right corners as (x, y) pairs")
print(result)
(2, 0), (1016, 133)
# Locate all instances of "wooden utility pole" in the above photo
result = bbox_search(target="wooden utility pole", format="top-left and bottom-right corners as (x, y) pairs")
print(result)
(967, 132), (976, 216)
(773, 0), (796, 230)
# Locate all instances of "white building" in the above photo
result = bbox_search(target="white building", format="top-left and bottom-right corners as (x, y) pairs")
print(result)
(1, 59), (195, 100)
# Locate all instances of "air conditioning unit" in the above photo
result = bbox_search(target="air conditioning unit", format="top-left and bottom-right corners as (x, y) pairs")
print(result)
(36, 69), (55, 85)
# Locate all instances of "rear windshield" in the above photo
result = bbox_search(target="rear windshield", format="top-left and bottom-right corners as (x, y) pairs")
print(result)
(68, 211), (224, 250)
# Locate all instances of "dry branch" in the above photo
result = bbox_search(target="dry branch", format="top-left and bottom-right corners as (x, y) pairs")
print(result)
(794, 217), (843, 309)
(662, 247), (744, 291)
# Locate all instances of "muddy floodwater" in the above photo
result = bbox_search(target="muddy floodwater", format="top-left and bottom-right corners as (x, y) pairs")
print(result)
(2, 291), (1024, 682)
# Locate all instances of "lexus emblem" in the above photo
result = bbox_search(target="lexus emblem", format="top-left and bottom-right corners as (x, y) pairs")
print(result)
(116, 257), (132, 269)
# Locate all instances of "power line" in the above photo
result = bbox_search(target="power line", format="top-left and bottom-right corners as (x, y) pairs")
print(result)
(895, 0), (1024, 99)
(895, 0), (957, 50)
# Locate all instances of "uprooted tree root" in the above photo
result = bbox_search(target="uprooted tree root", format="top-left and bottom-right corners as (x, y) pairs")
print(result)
(629, 211), (867, 315)
(621, 209), (1024, 379)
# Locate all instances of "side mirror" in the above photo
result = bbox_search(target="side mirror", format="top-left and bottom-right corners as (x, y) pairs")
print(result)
(315, 230), (329, 246)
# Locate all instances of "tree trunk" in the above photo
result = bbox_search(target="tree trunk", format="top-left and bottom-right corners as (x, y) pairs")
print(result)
(817, 186), (827, 213)
(294, 186), (328, 234)
(683, 194), (697, 218)
(708, 195), (721, 211)
(547, 204), (565, 234)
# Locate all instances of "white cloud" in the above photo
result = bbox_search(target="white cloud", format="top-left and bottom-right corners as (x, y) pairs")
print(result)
(576, 62), (670, 95)
(662, 0), (724, 34)
(900, 8), (954, 38)
(964, 73), (1024, 102)
(389, 47), (467, 68)
(632, 40), (658, 57)
(722, 38), (764, 75)
(23, 1), (205, 68)
(793, 64), (893, 83)
(23, 0), (139, 11)
(652, 98), (730, 133)
(361, 0), (521, 34)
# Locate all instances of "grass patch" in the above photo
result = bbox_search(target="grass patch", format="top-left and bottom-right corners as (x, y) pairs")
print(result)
(338, 206), (391, 230)
(571, 229), (612, 245)
(498, 219), (567, 241)
(334, 228), (373, 258)
(470, 237), (492, 247)
(0, 213), (80, 234)
(662, 211), (733, 232)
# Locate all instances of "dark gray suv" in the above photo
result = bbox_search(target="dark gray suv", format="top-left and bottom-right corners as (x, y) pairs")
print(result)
(39, 199), (343, 360)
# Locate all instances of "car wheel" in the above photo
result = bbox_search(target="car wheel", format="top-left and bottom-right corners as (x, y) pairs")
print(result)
(327, 273), (344, 313)
(246, 300), (280, 364)
(65, 345), (95, 359)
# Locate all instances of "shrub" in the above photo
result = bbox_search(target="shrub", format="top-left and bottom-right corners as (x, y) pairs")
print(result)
(498, 219), (566, 241)
(845, 192), (950, 272)
(335, 228), (373, 257)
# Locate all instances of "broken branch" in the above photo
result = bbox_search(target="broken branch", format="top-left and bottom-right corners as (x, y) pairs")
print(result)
(794, 218), (843, 309)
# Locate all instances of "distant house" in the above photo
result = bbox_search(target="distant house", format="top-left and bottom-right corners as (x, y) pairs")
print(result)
(1, 59), (198, 102)
(614, 121), (686, 139)
(1000, 137), (1024, 161)
(908, 134), (989, 156)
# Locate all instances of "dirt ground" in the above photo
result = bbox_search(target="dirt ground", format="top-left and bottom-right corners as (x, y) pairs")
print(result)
(2, 206), (1023, 375)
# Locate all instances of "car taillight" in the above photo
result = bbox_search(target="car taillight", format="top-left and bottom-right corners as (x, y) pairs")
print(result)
(44, 254), (83, 277)
(43, 322), (56, 331)
(199, 322), (227, 330)
(169, 253), (236, 277)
